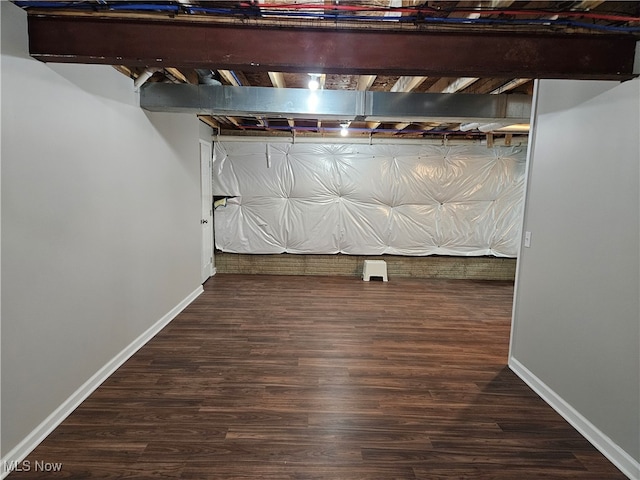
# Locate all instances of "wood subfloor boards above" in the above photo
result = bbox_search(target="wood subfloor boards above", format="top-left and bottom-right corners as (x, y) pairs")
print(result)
(9, 275), (626, 479)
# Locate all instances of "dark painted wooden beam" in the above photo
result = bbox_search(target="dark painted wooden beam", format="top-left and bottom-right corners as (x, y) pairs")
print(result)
(27, 15), (638, 80)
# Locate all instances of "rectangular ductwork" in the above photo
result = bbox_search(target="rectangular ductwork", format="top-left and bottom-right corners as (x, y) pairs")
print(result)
(141, 84), (364, 121)
(364, 90), (530, 123)
(140, 84), (531, 124)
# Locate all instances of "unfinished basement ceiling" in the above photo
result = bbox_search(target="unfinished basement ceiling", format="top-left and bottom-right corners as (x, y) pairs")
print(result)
(17, 0), (640, 139)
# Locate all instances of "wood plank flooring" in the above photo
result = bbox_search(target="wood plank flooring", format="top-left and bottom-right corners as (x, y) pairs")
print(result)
(9, 274), (626, 479)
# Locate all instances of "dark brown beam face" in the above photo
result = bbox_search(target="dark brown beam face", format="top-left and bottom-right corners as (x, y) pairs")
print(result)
(27, 15), (638, 80)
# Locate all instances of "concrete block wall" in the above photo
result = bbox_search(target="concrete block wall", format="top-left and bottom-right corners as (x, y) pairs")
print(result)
(215, 253), (517, 280)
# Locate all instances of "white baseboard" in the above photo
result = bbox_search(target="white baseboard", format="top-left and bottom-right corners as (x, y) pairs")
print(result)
(509, 357), (640, 480)
(0, 285), (204, 480)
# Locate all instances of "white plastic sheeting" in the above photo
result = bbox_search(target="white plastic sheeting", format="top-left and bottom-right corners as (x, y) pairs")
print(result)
(213, 141), (526, 257)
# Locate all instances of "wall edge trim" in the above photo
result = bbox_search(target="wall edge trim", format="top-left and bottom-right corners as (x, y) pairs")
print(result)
(0, 285), (204, 479)
(509, 356), (640, 480)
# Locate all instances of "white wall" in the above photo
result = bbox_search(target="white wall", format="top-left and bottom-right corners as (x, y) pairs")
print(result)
(510, 79), (640, 478)
(1, 2), (209, 463)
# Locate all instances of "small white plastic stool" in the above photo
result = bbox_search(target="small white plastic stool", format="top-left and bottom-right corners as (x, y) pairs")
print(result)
(362, 260), (388, 282)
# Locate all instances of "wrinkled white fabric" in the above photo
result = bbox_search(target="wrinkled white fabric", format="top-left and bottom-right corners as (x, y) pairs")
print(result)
(213, 141), (526, 257)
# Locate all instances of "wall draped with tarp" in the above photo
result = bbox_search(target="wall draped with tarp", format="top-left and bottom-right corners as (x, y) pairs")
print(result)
(213, 141), (526, 257)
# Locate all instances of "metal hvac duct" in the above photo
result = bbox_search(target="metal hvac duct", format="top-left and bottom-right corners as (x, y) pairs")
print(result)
(140, 84), (532, 124)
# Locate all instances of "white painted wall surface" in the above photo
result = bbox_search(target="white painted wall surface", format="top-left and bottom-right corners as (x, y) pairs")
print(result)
(511, 79), (640, 478)
(1, 2), (208, 461)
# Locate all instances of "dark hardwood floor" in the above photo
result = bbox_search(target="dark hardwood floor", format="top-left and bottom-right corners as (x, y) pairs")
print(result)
(9, 274), (626, 479)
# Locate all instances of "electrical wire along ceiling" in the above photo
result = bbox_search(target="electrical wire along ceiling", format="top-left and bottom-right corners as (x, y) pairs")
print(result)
(16, 1), (640, 139)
